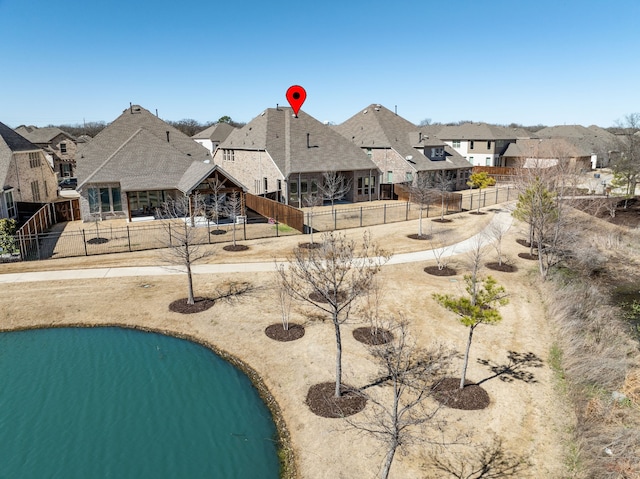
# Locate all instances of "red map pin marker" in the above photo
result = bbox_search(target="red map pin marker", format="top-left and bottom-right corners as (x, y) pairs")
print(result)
(286, 85), (306, 117)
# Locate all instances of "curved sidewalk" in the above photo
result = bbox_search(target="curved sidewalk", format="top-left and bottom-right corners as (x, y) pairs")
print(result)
(0, 211), (513, 284)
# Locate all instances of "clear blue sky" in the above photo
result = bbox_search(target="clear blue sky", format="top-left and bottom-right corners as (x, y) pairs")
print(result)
(1, 0), (638, 128)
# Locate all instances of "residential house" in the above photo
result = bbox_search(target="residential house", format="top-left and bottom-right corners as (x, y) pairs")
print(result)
(214, 107), (380, 208)
(192, 123), (236, 157)
(334, 104), (472, 194)
(15, 125), (78, 178)
(435, 123), (523, 167)
(0, 122), (58, 219)
(502, 138), (593, 171)
(535, 124), (619, 168)
(76, 105), (244, 221)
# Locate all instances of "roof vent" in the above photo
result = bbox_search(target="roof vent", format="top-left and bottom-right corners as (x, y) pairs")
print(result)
(363, 110), (368, 114)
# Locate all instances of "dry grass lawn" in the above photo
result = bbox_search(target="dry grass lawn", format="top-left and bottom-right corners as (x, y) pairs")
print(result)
(0, 208), (572, 478)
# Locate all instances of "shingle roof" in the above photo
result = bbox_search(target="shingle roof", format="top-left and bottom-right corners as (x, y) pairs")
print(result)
(334, 104), (471, 171)
(77, 105), (211, 191)
(221, 107), (377, 175)
(536, 124), (620, 158)
(14, 126), (76, 144)
(192, 122), (235, 141)
(436, 123), (521, 141)
(502, 138), (591, 158)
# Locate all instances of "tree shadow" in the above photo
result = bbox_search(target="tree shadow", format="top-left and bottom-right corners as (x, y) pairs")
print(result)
(476, 351), (544, 384)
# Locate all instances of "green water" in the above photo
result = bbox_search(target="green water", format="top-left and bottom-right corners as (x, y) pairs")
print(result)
(0, 327), (280, 478)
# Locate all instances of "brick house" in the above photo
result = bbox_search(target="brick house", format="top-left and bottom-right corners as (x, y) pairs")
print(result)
(213, 107), (380, 208)
(15, 125), (78, 179)
(76, 105), (243, 221)
(0, 121), (58, 219)
(334, 105), (472, 195)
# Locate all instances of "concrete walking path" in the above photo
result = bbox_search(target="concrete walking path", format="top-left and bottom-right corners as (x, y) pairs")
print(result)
(0, 211), (513, 284)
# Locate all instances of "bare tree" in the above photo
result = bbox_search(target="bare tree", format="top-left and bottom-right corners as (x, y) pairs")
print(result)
(346, 320), (456, 479)
(432, 170), (457, 221)
(277, 231), (390, 397)
(303, 193), (321, 245)
(205, 176), (227, 235)
(408, 174), (435, 238)
(429, 436), (530, 479)
(276, 265), (293, 331)
(159, 193), (214, 305)
(430, 225), (455, 272)
(361, 275), (385, 338)
(224, 191), (244, 247)
(319, 171), (352, 212)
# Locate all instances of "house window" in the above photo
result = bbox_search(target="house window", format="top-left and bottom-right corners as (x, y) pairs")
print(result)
(387, 171), (393, 183)
(357, 176), (374, 195)
(29, 152), (41, 168)
(61, 163), (72, 177)
(4, 190), (16, 218)
(486, 157), (491, 166)
(288, 181), (298, 204)
(60, 143), (67, 154)
(469, 156), (475, 165)
(263, 177), (268, 193)
(30, 181), (41, 202)
(431, 147), (444, 159)
(469, 141), (475, 150)
(277, 179), (282, 191)
(405, 172), (413, 182)
(487, 141), (491, 149)
(223, 149), (235, 161)
(311, 180), (318, 194)
(366, 148), (372, 158)
(452, 140), (461, 148)
(88, 186), (123, 214)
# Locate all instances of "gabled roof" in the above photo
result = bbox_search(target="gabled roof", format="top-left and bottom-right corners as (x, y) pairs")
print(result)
(502, 138), (591, 158)
(77, 105), (211, 190)
(14, 126), (76, 144)
(192, 122), (235, 141)
(0, 121), (42, 187)
(77, 105), (210, 187)
(436, 123), (520, 141)
(334, 104), (471, 171)
(176, 162), (245, 195)
(536, 124), (620, 157)
(220, 107), (377, 175)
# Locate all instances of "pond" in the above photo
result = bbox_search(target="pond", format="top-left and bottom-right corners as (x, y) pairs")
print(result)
(0, 327), (280, 478)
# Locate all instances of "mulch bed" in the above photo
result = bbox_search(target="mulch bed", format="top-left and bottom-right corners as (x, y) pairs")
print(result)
(424, 265), (457, 276)
(431, 218), (453, 223)
(432, 377), (491, 410)
(210, 229), (227, 235)
(407, 234), (431, 240)
(264, 323), (305, 342)
(223, 244), (249, 252)
(306, 382), (367, 418)
(309, 290), (346, 303)
(516, 238), (532, 247)
(469, 211), (487, 215)
(518, 252), (539, 261)
(298, 242), (323, 249)
(169, 297), (215, 314)
(87, 237), (109, 245)
(352, 326), (393, 345)
(485, 262), (518, 273)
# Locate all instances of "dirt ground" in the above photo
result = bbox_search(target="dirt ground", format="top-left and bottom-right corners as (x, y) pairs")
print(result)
(0, 208), (572, 478)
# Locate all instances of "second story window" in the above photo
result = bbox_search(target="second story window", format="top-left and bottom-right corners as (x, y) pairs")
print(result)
(29, 152), (41, 168)
(223, 149), (235, 161)
(452, 140), (461, 148)
(60, 143), (67, 154)
(469, 141), (475, 150)
(487, 141), (491, 149)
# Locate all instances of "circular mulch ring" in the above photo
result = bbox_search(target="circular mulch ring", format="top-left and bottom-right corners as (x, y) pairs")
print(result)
(432, 377), (491, 410)
(87, 237), (109, 245)
(431, 218), (453, 223)
(169, 297), (215, 314)
(264, 323), (305, 342)
(352, 326), (393, 345)
(518, 252), (539, 261)
(424, 266), (457, 276)
(306, 382), (367, 418)
(210, 229), (227, 235)
(309, 290), (346, 303)
(407, 234), (431, 241)
(516, 238), (532, 247)
(223, 244), (249, 252)
(298, 242), (323, 249)
(468, 211), (487, 215)
(485, 262), (518, 273)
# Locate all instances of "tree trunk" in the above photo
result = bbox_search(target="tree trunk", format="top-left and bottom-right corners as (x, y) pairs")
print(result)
(460, 326), (475, 389)
(333, 311), (343, 397)
(186, 262), (195, 305)
(441, 195), (445, 220)
(418, 208), (423, 237)
(380, 444), (398, 479)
